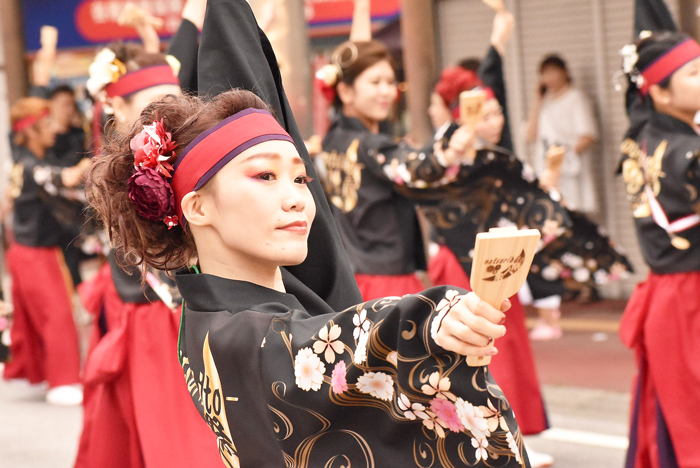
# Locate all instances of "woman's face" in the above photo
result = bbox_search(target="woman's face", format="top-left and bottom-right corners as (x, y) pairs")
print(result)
(540, 65), (568, 92)
(35, 116), (58, 149)
(341, 60), (397, 124)
(428, 92), (452, 130)
(667, 56), (700, 114)
(50, 91), (76, 131)
(203, 140), (316, 269)
(475, 98), (504, 145)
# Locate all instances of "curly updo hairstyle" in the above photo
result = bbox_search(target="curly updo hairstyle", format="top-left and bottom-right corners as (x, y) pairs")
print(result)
(86, 89), (271, 272)
(109, 42), (172, 101)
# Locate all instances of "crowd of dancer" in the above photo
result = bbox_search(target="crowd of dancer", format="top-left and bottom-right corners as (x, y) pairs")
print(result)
(0, 0), (697, 467)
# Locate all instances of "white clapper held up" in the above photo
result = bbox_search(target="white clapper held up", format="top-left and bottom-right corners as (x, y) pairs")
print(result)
(467, 227), (541, 367)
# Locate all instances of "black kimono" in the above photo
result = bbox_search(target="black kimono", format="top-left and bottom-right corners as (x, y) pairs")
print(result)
(177, 271), (529, 467)
(475, 42), (631, 299)
(10, 146), (84, 248)
(478, 46), (513, 152)
(167, 18), (199, 94)
(618, 93), (700, 468)
(197, 0), (361, 311)
(426, 125), (570, 278)
(422, 43), (569, 266)
(4, 145), (82, 388)
(320, 115), (455, 275)
(620, 112), (700, 272)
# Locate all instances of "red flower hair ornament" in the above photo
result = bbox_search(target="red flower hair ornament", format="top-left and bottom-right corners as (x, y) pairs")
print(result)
(128, 119), (180, 229)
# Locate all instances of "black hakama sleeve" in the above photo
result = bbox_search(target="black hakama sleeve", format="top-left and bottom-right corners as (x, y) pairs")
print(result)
(197, 0), (361, 312)
(355, 131), (452, 187)
(478, 46), (514, 152)
(625, 0), (677, 123)
(166, 18), (199, 94)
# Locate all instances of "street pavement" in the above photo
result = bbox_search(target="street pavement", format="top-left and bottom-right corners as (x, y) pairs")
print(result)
(0, 300), (635, 468)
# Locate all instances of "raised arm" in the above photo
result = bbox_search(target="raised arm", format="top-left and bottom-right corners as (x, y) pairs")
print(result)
(166, 0), (206, 93)
(30, 26), (57, 98)
(349, 0), (372, 42)
(118, 3), (162, 53)
(479, 9), (515, 151)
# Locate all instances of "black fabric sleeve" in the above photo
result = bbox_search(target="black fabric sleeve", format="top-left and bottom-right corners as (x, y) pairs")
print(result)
(182, 286), (528, 466)
(356, 132), (449, 187)
(478, 46), (513, 152)
(167, 18), (199, 94)
(634, 0), (676, 36)
(197, 0), (362, 311)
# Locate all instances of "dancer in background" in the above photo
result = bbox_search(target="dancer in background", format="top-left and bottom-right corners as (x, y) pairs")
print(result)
(4, 97), (89, 406)
(28, 27), (89, 287)
(74, 2), (223, 466)
(425, 9), (561, 467)
(317, 0), (477, 301)
(619, 30), (700, 468)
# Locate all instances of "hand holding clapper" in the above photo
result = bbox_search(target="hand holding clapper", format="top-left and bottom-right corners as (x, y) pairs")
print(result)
(467, 227), (540, 366)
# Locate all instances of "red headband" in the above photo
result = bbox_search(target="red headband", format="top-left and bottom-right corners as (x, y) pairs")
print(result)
(105, 65), (179, 98)
(12, 109), (49, 133)
(640, 39), (700, 95)
(170, 108), (295, 222)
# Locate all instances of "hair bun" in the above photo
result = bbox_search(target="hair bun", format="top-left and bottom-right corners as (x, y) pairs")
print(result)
(434, 67), (483, 108)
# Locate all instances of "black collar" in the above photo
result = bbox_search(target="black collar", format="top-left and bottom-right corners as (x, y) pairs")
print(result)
(332, 114), (370, 133)
(650, 111), (698, 137)
(176, 270), (305, 313)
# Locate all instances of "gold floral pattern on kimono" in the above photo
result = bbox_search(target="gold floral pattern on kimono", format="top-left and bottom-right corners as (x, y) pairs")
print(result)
(321, 139), (363, 213)
(181, 336), (239, 468)
(9, 163), (24, 199)
(620, 138), (668, 218)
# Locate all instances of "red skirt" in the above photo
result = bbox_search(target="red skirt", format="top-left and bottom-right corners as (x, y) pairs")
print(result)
(620, 271), (700, 468)
(3, 244), (80, 388)
(428, 245), (549, 435)
(354, 272), (426, 301)
(74, 263), (222, 468)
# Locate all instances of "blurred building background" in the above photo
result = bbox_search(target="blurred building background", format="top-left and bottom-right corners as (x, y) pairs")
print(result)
(1, 0), (699, 297)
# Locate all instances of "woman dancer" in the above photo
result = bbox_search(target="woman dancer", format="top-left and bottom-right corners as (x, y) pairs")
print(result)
(4, 97), (88, 405)
(87, 83), (530, 467)
(316, 0), (476, 301)
(198, 0), (362, 311)
(74, 11), (223, 465)
(619, 31), (700, 468)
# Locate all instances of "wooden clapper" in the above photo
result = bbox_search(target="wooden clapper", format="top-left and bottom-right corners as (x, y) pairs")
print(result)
(459, 89), (487, 129)
(467, 227), (541, 367)
(118, 2), (164, 28)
